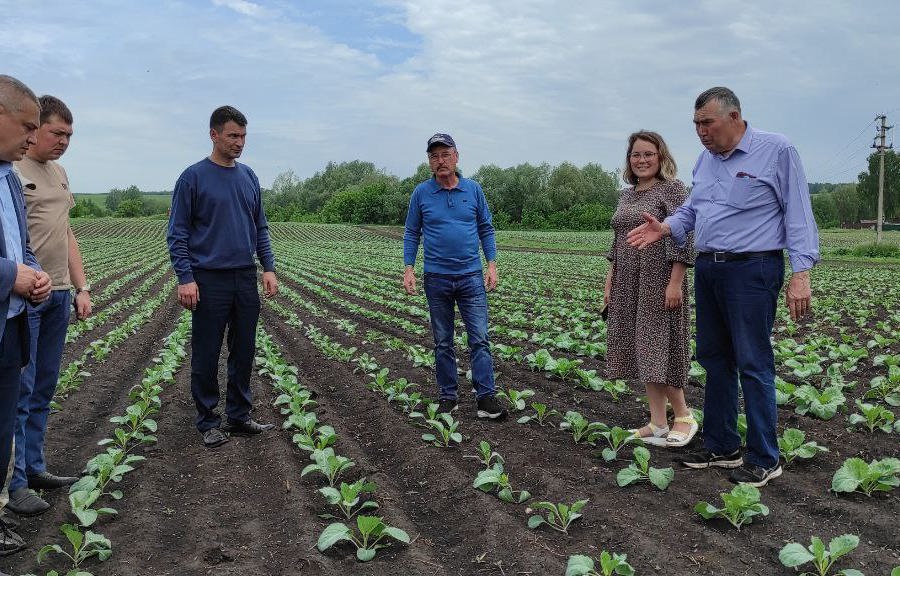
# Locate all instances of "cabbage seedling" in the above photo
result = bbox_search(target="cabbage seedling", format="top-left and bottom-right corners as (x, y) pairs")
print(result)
(616, 447), (674, 491)
(777, 428), (828, 465)
(694, 484), (769, 530)
(301, 448), (355, 487)
(848, 400), (896, 433)
(593, 426), (635, 462)
(472, 467), (531, 504)
(792, 385), (846, 420)
(497, 388), (534, 412)
(422, 412), (463, 447)
(566, 551), (634, 576)
(559, 411), (605, 444)
(472, 440), (504, 470)
(517, 402), (559, 426)
(318, 478), (379, 520)
(353, 352), (379, 374)
(69, 489), (117, 527)
(779, 534), (862, 576)
(294, 425), (337, 454)
(317, 515), (410, 562)
(831, 457), (900, 496)
(527, 500), (588, 533)
(37, 524), (112, 576)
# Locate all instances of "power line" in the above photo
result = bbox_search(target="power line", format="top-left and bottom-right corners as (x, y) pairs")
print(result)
(812, 116), (877, 181)
(816, 143), (874, 183)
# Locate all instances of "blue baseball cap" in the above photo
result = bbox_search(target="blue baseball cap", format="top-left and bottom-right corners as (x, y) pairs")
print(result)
(426, 133), (456, 151)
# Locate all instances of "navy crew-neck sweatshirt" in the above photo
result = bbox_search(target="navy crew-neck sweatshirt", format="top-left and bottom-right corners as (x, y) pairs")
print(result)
(403, 176), (497, 274)
(167, 158), (275, 284)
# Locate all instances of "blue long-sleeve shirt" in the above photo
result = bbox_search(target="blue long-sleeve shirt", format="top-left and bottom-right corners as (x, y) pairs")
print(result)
(167, 158), (275, 284)
(0, 162), (41, 323)
(403, 176), (497, 274)
(665, 125), (820, 272)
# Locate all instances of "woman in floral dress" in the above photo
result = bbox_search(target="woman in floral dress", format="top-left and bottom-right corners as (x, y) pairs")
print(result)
(604, 130), (697, 446)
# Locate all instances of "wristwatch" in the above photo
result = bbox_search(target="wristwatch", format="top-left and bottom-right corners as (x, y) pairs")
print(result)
(75, 284), (91, 295)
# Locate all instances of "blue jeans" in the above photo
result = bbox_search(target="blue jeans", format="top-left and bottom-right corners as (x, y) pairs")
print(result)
(191, 268), (260, 432)
(11, 290), (71, 491)
(423, 272), (496, 401)
(695, 254), (784, 469)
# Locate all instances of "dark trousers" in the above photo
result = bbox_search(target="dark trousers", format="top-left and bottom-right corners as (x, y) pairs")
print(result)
(0, 314), (25, 491)
(191, 268), (260, 433)
(423, 272), (496, 401)
(695, 254), (784, 469)
(12, 290), (71, 491)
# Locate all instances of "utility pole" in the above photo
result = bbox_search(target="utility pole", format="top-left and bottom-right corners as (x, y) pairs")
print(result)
(873, 114), (893, 244)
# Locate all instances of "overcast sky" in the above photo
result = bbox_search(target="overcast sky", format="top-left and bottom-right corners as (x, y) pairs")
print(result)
(4, 0), (898, 192)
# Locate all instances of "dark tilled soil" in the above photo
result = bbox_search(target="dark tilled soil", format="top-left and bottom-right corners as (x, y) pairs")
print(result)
(3, 290), (899, 576)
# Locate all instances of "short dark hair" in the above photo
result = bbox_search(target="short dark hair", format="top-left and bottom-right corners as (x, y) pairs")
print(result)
(0, 74), (39, 112)
(210, 105), (247, 131)
(695, 86), (741, 113)
(38, 95), (72, 125)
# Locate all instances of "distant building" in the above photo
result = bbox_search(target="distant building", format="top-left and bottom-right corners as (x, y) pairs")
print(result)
(842, 219), (900, 230)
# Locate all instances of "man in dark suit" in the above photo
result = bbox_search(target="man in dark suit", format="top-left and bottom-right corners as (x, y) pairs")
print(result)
(0, 75), (51, 557)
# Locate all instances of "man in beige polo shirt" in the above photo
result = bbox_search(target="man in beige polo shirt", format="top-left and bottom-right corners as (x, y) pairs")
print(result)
(5, 95), (91, 517)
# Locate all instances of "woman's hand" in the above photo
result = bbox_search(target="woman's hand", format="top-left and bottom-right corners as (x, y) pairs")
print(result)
(665, 281), (682, 310)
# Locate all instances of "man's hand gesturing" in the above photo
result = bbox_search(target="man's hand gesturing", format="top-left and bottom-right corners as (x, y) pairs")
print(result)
(626, 213), (670, 249)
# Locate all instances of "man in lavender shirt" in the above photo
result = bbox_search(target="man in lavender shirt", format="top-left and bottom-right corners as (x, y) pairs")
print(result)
(627, 87), (819, 487)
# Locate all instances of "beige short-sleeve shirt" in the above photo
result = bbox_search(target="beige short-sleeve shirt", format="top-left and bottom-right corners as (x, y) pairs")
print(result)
(15, 156), (75, 290)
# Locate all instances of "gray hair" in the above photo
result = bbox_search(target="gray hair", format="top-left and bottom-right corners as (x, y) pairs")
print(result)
(0, 75), (39, 112)
(695, 86), (741, 114)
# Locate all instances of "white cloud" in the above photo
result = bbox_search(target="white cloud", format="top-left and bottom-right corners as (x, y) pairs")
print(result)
(6, 0), (899, 190)
(211, 0), (266, 18)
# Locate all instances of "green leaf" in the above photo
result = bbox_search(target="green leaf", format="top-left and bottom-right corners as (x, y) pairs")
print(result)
(356, 515), (383, 537)
(891, 566), (900, 576)
(37, 544), (63, 564)
(633, 446), (650, 470)
(839, 569), (865, 576)
(382, 526), (410, 543)
(832, 458), (867, 492)
(69, 475), (98, 494)
(779, 543), (815, 567)
(694, 502), (720, 520)
(570, 500), (589, 513)
(316, 523), (352, 551)
(601, 447), (617, 462)
(357, 548), (377, 562)
(828, 534), (860, 561)
(318, 487), (342, 504)
(565, 555), (595, 576)
(527, 515), (546, 529)
(647, 467), (674, 491)
(616, 465), (643, 487)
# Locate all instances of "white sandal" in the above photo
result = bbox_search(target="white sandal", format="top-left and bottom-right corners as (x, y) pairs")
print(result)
(629, 421), (670, 447)
(665, 415), (698, 447)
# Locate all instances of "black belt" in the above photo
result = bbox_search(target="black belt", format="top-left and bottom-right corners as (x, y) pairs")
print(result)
(698, 250), (782, 263)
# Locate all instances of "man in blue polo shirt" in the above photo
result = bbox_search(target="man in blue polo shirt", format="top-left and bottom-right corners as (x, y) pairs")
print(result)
(403, 133), (505, 420)
(167, 105), (278, 448)
(627, 87), (819, 487)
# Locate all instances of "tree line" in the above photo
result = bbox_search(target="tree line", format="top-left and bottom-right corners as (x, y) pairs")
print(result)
(263, 160), (621, 229)
(70, 151), (900, 230)
(71, 185), (174, 218)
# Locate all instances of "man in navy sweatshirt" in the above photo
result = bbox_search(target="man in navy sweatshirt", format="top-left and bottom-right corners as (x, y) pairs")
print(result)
(403, 133), (506, 420)
(167, 106), (278, 448)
